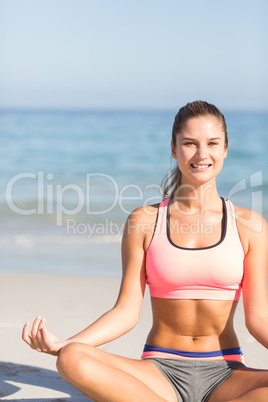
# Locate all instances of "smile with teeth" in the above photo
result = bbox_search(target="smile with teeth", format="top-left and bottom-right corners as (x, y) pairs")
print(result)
(191, 163), (211, 169)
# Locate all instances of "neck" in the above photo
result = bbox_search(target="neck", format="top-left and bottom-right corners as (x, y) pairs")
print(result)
(173, 180), (221, 212)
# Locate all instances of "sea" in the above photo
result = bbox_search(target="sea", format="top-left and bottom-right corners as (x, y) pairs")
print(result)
(0, 109), (267, 277)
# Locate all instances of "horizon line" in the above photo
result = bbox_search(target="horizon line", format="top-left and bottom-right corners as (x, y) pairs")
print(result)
(1, 106), (268, 113)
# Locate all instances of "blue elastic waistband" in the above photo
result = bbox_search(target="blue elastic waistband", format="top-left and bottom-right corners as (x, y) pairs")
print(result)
(143, 344), (243, 358)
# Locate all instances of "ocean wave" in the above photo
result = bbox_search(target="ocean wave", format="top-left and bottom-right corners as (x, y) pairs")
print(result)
(0, 233), (122, 247)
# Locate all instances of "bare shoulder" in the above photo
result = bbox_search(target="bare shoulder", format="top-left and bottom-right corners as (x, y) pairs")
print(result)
(233, 204), (267, 252)
(233, 204), (267, 232)
(126, 203), (160, 223)
(122, 203), (160, 251)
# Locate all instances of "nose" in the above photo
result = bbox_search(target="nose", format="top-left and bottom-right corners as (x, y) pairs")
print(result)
(195, 145), (207, 159)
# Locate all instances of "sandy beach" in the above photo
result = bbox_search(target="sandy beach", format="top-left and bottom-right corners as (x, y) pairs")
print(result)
(0, 272), (267, 401)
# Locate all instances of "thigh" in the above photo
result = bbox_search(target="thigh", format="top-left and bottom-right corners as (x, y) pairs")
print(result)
(208, 366), (268, 402)
(60, 343), (178, 402)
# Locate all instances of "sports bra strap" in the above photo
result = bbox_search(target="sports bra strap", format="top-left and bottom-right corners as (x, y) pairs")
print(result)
(154, 198), (168, 235)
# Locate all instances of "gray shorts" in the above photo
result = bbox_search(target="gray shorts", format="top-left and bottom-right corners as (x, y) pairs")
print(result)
(145, 358), (245, 402)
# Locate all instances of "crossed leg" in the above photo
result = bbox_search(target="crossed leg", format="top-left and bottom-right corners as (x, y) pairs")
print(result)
(56, 343), (178, 402)
(57, 343), (268, 402)
(208, 366), (268, 402)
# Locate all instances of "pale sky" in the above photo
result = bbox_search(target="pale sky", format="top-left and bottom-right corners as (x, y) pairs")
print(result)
(0, 0), (267, 110)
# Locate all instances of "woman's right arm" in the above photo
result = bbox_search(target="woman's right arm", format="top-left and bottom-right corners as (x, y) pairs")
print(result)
(22, 207), (152, 355)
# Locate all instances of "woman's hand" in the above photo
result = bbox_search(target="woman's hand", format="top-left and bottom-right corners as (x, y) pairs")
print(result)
(22, 317), (67, 356)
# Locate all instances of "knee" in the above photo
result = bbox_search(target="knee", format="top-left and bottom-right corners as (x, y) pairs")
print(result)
(56, 343), (89, 380)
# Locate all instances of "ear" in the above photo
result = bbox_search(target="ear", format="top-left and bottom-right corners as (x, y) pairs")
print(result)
(171, 139), (177, 159)
(223, 145), (228, 159)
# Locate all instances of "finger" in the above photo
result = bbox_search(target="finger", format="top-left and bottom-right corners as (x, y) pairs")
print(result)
(38, 317), (46, 330)
(36, 317), (46, 342)
(31, 316), (43, 350)
(31, 316), (43, 339)
(40, 327), (50, 352)
(22, 321), (33, 347)
(37, 319), (48, 350)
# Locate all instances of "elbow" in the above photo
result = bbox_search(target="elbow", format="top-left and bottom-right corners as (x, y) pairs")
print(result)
(125, 318), (139, 333)
(245, 314), (268, 345)
(113, 305), (140, 332)
(245, 315), (259, 336)
(125, 311), (140, 331)
(245, 321), (256, 338)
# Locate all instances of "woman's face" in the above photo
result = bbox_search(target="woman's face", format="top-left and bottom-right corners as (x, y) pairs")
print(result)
(171, 115), (228, 186)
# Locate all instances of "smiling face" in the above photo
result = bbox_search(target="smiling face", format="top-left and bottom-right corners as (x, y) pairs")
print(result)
(171, 115), (228, 186)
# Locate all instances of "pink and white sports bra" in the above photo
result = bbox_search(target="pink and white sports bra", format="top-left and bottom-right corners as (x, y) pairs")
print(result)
(146, 198), (245, 301)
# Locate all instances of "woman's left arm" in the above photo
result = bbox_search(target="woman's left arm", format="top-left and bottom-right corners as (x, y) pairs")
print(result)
(239, 209), (268, 348)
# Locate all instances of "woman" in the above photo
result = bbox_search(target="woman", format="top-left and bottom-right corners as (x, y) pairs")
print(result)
(22, 101), (268, 402)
